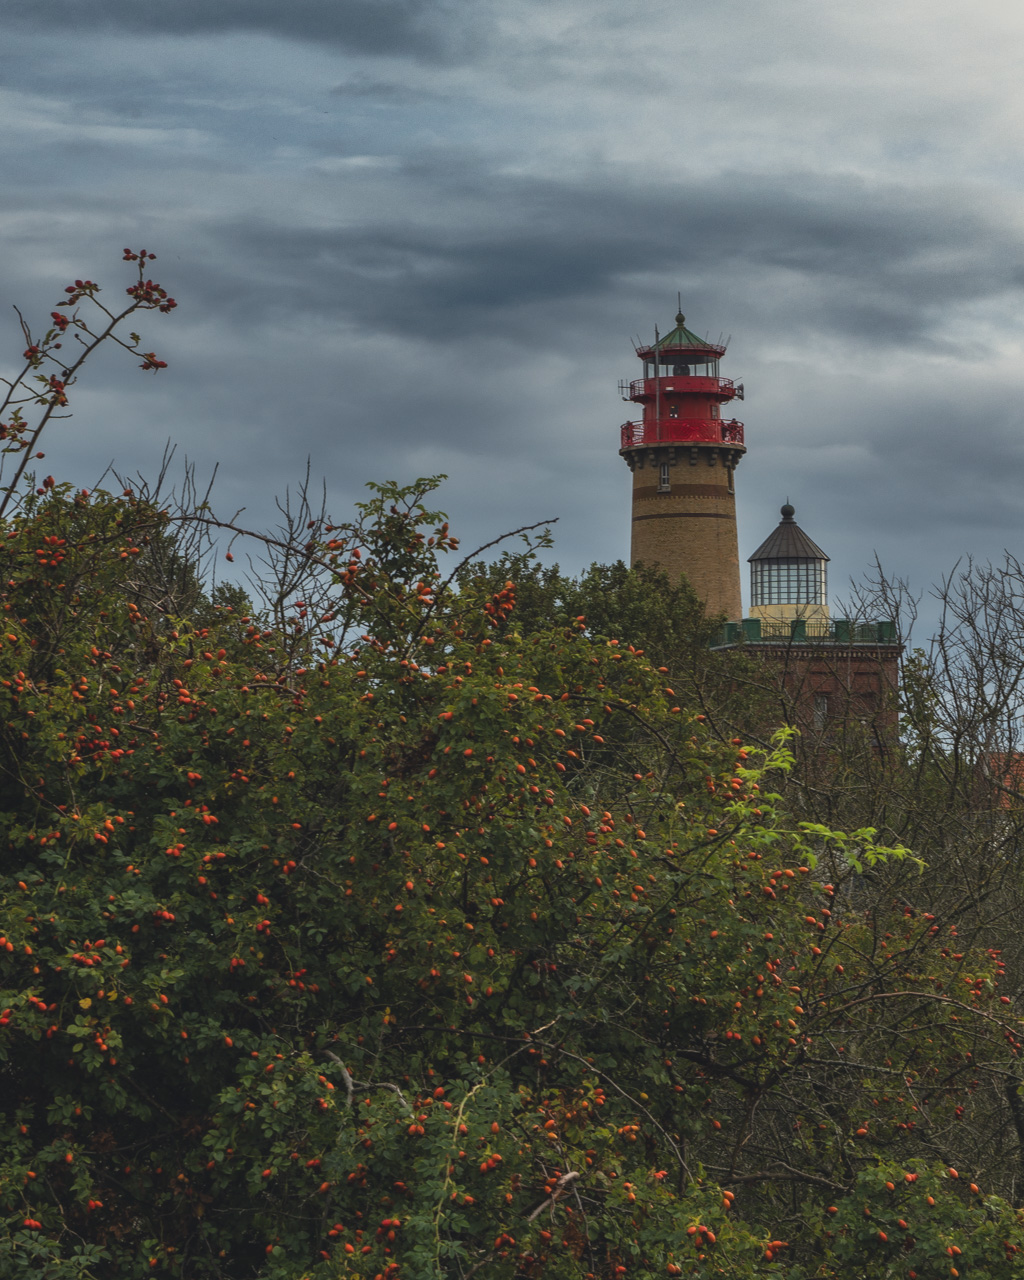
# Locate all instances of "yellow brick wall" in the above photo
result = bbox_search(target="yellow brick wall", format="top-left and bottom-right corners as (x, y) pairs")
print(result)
(750, 602), (830, 626)
(628, 445), (742, 620)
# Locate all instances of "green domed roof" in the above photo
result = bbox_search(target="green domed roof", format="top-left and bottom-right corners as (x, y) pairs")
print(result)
(638, 311), (726, 360)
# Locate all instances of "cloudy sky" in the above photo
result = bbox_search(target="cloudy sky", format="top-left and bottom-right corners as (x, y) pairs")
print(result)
(3, 0), (1024, 630)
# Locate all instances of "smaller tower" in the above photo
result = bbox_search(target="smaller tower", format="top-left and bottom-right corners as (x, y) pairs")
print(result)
(748, 504), (830, 630)
(715, 502), (901, 739)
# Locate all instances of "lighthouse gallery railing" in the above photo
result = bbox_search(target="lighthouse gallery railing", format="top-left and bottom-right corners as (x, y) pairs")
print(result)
(620, 419), (745, 449)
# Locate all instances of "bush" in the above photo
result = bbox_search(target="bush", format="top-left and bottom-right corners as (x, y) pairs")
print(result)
(1, 257), (1022, 1279)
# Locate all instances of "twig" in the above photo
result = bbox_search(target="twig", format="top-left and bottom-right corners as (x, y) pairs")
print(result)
(535, 1038), (690, 1178)
(525, 1170), (581, 1222)
(321, 1050), (412, 1115)
(322, 1049), (354, 1106)
(707, 1163), (844, 1192)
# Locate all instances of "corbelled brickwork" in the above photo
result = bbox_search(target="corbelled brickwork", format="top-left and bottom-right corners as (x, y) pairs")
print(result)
(626, 444), (743, 619)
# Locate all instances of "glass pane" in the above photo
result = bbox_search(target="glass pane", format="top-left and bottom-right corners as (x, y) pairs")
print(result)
(750, 559), (825, 606)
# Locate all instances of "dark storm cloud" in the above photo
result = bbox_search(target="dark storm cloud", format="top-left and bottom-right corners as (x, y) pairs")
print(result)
(3, 0), (1024, 621)
(7, 0), (479, 60)
(120, 152), (1024, 611)
(186, 163), (1024, 360)
(328, 78), (455, 104)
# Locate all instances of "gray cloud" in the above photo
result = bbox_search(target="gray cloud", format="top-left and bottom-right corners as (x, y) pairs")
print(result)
(2, 0), (1024, 638)
(8, 0), (480, 60)
(179, 163), (1024, 363)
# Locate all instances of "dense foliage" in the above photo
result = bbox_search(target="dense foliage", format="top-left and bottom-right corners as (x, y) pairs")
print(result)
(2, 257), (1024, 1279)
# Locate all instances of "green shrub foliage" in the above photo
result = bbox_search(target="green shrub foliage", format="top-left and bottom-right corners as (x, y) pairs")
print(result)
(1, 258), (1022, 1278)
(0, 479), (1021, 1280)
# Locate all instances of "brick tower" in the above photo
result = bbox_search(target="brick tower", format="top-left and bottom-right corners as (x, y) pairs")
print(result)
(619, 310), (745, 618)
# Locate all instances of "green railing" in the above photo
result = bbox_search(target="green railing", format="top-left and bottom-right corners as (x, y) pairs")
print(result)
(713, 618), (899, 647)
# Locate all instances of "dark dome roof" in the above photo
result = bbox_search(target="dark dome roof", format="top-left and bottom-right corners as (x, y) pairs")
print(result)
(748, 504), (829, 563)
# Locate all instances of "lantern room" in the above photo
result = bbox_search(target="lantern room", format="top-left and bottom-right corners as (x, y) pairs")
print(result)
(748, 504), (830, 628)
(619, 311), (745, 451)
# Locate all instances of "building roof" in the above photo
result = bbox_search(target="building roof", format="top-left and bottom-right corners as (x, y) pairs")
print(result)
(981, 753), (1024, 809)
(637, 312), (727, 361)
(748, 504), (829, 563)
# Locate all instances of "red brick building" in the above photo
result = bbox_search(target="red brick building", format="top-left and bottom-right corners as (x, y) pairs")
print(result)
(715, 505), (901, 735)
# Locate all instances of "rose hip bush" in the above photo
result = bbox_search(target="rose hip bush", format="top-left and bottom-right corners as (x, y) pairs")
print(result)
(0, 259), (1023, 1279)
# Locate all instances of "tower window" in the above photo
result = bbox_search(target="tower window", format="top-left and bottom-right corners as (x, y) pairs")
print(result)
(668, 403), (679, 418)
(813, 694), (830, 730)
(658, 462), (671, 492)
(710, 403), (719, 419)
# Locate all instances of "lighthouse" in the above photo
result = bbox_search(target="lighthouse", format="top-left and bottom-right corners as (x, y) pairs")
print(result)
(619, 310), (745, 618)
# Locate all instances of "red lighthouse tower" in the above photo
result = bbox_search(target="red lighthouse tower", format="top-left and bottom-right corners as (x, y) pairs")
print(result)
(620, 310), (745, 618)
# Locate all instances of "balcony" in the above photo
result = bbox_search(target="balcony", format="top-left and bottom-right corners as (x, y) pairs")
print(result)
(712, 618), (900, 648)
(625, 376), (741, 402)
(620, 418), (745, 449)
